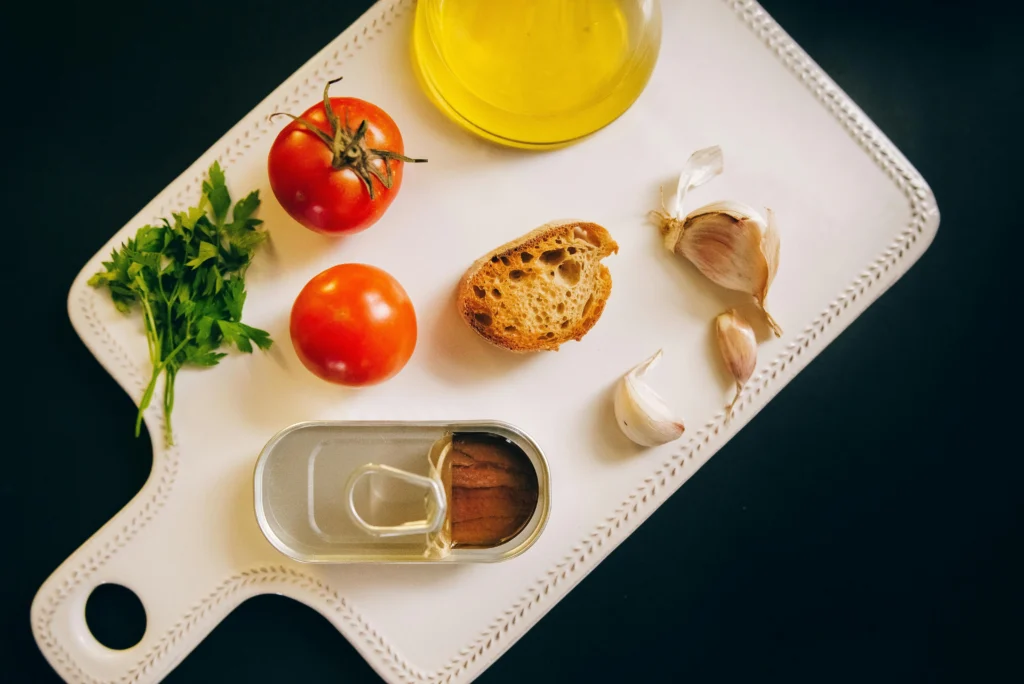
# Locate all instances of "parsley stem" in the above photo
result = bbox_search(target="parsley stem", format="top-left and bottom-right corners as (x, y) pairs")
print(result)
(139, 294), (160, 367)
(133, 335), (190, 441)
(134, 365), (160, 438)
(158, 336), (192, 373)
(163, 366), (177, 446)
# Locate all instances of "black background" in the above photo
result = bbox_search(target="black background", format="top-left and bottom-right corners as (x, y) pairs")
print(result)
(3, 0), (1022, 682)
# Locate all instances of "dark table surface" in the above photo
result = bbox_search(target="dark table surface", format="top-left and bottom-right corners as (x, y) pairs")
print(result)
(4, 1), (1021, 681)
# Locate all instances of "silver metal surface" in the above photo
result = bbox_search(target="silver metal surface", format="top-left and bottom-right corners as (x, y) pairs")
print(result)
(344, 463), (447, 537)
(253, 420), (550, 563)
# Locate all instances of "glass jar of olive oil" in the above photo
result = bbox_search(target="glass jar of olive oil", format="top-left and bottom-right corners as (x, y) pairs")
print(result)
(412, 0), (662, 149)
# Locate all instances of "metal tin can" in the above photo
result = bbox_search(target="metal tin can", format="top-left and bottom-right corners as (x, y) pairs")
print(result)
(253, 420), (550, 563)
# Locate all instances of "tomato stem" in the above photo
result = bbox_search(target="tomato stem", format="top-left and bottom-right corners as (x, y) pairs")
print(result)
(269, 79), (427, 200)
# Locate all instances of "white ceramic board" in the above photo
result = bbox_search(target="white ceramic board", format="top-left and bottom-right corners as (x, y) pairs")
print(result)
(32, 0), (939, 681)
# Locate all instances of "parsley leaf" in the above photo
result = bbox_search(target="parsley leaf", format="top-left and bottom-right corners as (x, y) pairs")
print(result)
(185, 241), (219, 269)
(202, 162), (231, 224)
(90, 163), (272, 446)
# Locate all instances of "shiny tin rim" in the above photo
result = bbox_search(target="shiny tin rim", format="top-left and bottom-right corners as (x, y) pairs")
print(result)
(253, 420), (551, 563)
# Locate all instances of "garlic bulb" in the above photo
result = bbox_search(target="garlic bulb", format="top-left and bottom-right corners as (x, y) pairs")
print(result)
(614, 350), (685, 447)
(715, 310), (758, 416)
(665, 201), (782, 336)
(654, 146), (783, 337)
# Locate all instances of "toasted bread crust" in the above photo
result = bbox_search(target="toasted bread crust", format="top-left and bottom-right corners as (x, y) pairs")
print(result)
(457, 220), (618, 352)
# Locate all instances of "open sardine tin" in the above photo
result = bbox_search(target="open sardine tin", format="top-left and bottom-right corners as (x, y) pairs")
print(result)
(254, 421), (550, 563)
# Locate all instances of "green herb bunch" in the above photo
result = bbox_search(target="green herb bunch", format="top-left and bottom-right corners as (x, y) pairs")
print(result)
(89, 162), (272, 446)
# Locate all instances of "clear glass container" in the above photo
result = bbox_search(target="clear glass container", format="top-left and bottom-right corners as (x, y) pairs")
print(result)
(412, 0), (662, 149)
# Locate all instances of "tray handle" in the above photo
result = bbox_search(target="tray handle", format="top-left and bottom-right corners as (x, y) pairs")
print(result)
(30, 480), (261, 683)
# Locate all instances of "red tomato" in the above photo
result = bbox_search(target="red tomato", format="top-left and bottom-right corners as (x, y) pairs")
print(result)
(268, 80), (425, 235)
(290, 264), (417, 386)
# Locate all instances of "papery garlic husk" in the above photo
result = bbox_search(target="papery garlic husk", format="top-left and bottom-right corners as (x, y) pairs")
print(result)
(614, 350), (685, 447)
(664, 201), (782, 336)
(664, 145), (724, 219)
(715, 309), (758, 416)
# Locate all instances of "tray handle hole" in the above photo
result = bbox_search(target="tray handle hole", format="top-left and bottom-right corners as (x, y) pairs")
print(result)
(85, 583), (147, 650)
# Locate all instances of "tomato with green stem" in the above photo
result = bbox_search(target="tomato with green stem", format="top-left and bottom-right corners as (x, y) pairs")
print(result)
(268, 78), (426, 235)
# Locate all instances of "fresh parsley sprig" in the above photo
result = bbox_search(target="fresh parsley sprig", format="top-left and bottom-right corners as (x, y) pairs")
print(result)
(89, 162), (272, 446)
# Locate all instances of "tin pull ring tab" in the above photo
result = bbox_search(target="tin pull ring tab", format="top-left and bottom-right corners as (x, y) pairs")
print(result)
(344, 464), (447, 537)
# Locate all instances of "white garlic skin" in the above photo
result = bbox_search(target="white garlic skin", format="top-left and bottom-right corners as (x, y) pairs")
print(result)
(613, 350), (685, 447)
(666, 145), (725, 219)
(715, 309), (758, 413)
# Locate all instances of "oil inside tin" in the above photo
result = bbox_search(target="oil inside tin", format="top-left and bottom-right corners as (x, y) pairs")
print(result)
(254, 421), (549, 563)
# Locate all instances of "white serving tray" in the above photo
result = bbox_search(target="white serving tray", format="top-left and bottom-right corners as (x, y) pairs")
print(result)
(32, 0), (939, 682)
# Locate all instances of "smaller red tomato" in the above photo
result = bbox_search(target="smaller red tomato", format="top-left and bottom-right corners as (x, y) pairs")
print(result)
(290, 264), (417, 386)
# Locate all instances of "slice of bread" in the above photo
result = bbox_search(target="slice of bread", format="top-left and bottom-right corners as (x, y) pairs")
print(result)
(457, 219), (618, 352)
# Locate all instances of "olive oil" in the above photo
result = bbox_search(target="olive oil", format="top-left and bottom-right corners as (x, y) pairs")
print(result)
(413, 0), (661, 148)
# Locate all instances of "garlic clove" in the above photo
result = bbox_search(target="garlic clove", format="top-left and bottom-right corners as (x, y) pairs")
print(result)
(678, 202), (770, 294)
(714, 310), (758, 417)
(668, 201), (783, 336)
(613, 350), (686, 447)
